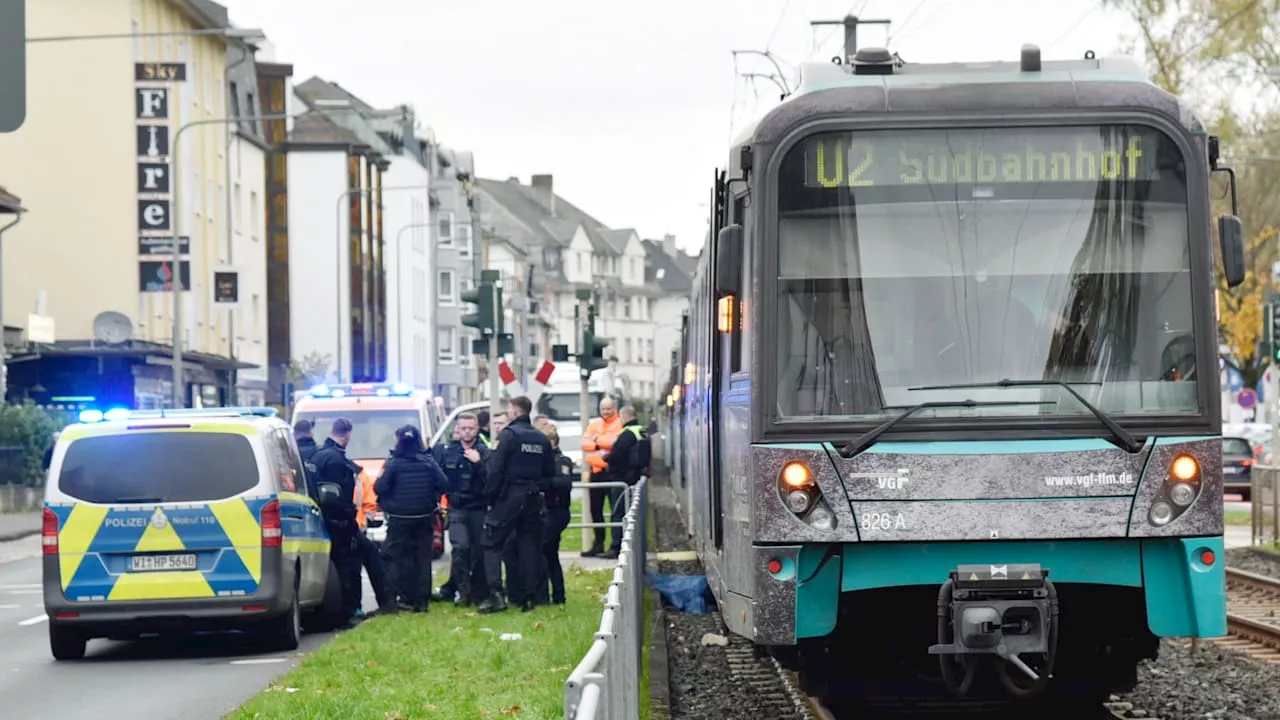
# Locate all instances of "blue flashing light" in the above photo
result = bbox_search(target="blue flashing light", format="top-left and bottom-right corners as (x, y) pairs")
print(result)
(375, 388), (390, 397)
(78, 409), (104, 423)
(391, 383), (412, 396)
(309, 384), (331, 397)
(103, 407), (131, 422)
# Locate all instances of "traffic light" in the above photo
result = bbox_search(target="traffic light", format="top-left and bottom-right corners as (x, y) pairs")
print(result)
(579, 305), (609, 376)
(1271, 301), (1280, 362)
(461, 281), (495, 337)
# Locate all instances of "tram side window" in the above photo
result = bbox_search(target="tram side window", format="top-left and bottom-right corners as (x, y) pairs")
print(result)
(728, 195), (746, 373)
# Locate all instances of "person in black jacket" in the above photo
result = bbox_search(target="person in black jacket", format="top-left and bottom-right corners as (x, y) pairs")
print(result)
(431, 412), (491, 606)
(477, 396), (555, 614)
(601, 407), (646, 560)
(293, 419), (320, 497)
(532, 424), (574, 605)
(309, 418), (364, 624)
(374, 425), (448, 612)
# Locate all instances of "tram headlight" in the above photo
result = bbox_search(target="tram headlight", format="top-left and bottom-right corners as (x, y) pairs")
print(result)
(1149, 501), (1174, 526)
(1169, 481), (1196, 507)
(807, 505), (836, 532)
(785, 489), (812, 514)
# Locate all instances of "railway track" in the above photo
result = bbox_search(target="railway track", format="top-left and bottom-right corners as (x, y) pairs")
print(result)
(1222, 566), (1280, 663)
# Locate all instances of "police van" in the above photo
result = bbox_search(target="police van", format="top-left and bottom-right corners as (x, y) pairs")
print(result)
(41, 407), (344, 660)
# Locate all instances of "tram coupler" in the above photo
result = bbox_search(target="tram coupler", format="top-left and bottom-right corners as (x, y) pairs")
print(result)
(929, 564), (1058, 691)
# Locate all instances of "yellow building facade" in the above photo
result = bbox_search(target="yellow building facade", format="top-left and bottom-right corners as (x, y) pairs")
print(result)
(0, 0), (247, 406)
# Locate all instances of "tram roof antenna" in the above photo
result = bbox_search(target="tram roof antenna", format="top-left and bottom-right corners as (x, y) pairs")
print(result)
(810, 14), (891, 65)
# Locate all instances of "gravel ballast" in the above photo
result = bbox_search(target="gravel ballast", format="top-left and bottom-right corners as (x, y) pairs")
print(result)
(649, 467), (1280, 717)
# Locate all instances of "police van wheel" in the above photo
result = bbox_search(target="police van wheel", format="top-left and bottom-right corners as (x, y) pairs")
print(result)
(303, 560), (344, 633)
(49, 623), (86, 661)
(264, 584), (302, 652)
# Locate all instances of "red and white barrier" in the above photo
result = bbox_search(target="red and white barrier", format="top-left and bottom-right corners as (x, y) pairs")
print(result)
(526, 361), (556, 405)
(497, 359), (524, 398)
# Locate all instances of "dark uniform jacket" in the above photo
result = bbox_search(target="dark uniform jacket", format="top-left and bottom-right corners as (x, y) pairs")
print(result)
(604, 420), (646, 486)
(310, 438), (361, 527)
(374, 451), (448, 518)
(432, 440), (491, 510)
(545, 449), (575, 511)
(295, 435), (320, 496)
(482, 415), (556, 504)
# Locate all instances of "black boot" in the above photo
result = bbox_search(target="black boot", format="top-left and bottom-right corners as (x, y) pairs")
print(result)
(477, 593), (508, 614)
(580, 546), (603, 558)
(521, 599), (536, 612)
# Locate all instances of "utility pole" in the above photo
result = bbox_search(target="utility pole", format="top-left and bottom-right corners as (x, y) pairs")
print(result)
(810, 14), (891, 61)
(487, 270), (502, 419)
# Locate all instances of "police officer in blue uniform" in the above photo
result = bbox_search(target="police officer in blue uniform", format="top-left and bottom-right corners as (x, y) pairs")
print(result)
(532, 423), (574, 605)
(309, 418), (363, 624)
(431, 411), (491, 606)
(477, 396), (555, 614)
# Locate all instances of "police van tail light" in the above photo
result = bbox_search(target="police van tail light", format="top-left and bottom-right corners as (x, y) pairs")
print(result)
(261, 500), (282, 548)
(42, 508), (59, 555)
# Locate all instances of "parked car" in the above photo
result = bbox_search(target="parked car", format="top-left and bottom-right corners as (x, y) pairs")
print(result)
(1223, 436), (1256, 500)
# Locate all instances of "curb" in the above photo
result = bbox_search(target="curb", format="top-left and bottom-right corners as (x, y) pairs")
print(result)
(0, 528), (40, 543)
(647, 585), (672, 719)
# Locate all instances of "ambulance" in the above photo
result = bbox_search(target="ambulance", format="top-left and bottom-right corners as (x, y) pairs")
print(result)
(291, 383), (447, 556)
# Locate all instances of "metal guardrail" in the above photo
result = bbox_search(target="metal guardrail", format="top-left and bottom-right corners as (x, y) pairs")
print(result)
(1251, 466), (1280, 547)
(563, 478), (648, 720)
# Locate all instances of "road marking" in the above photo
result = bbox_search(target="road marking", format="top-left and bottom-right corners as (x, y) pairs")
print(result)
(17, 614), (47, 626)
(229, 657), (288, 665)
(0, 604), (18, 610)
(0, 584), (40, 590)
(4, 590), (40, 595)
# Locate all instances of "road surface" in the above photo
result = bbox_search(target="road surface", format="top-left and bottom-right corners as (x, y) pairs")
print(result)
(0, 536), (383, 720)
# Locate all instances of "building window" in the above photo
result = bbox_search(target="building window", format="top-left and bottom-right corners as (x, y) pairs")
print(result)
(244, 92), (258, 135)
(624, 338), (632, 363)
(646, 338), (654, 363)
(438, 270), (456, 305)
(623, 297), (631, 319)
(459, 333), (472, 365)
(438, 327), (457, 363)
(438, 213), (454, 246)
(458, 224), (472, 257)
(250, 190), (260, 238)
(229, 82), (241, 119)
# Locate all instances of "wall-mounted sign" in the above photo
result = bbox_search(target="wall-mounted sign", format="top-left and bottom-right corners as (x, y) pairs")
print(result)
(135, 87), (169, 120)
(138, 235), (189, 256)
(138, 199), (170, 232)
(139, 260), (190, 293)
(212, 268), (240, 307)
(137, 162), (170, 194)
(135, 62), (186, 82)
(135, 59), (184, 277)
(136, 125), (169, 158)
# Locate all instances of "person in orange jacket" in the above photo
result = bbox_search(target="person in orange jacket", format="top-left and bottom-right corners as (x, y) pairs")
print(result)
(580, 395), (623, 556)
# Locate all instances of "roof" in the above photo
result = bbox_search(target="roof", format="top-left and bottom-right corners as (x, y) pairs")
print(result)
(293, 77), (396, 159)
(0, 185), (22, 214)
(477, 177), (621, 256)
(9, 339), (256, 370)
(288, 112), (362, 146)
(641, 240), (692, 293)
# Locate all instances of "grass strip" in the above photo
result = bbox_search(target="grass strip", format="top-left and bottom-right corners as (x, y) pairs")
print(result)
(229, 565), (614, 720)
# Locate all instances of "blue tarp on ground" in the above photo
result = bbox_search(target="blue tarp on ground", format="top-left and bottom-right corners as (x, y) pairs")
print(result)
(645, 572), (713, 614)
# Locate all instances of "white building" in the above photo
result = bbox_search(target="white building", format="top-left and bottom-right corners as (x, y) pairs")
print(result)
(477, 176), (695, 404)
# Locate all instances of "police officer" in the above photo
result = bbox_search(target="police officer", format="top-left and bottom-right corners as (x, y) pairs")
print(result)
(601, 406), (647, 559)
(431, 412), (491, 606)
(309, 418), (364, 624)
(293, 419), (319, 496)
(533, 424), (574, 605)
(477, 396), (554, 614)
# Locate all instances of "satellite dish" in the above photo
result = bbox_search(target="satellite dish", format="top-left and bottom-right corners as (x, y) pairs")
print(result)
(92, 311), (134, 345)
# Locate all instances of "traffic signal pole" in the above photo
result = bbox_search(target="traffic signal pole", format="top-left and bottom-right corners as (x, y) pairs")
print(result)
(489, 278), (502, 420)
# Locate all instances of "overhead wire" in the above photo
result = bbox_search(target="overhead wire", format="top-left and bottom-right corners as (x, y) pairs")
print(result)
(765, 0), (792, 51)
(889, 0), (951, 44)
(1046, 0), (1103, 53)
(887, 0), (929, 43)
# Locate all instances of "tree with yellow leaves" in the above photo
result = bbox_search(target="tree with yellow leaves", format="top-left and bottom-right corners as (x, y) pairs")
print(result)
(1105, 0), (1280, 387)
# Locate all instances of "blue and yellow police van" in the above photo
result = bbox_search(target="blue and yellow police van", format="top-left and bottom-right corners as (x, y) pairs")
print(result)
(41, 407), (343, 660)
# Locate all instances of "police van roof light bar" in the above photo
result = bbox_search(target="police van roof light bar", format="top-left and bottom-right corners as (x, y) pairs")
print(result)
(78, 407), (279, 423)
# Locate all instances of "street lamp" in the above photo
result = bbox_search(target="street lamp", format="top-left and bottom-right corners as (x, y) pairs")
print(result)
(170, 108), (352, 408)
(393, 222), (433, 380)
(331, 184), (430, 383)
(26, 27), (266, 43)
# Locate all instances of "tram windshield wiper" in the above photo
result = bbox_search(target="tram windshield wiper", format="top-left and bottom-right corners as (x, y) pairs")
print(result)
(908, 378), (1145, 454)
(836, 399), (1053, 459)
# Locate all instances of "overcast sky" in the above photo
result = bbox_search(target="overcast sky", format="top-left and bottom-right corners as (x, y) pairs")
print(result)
(219, 0), (1132, 253)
